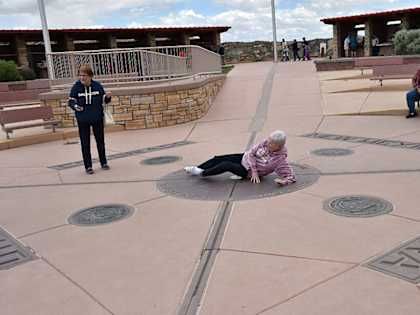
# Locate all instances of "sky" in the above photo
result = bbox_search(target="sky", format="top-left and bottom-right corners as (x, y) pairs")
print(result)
(0, 0), (419, 42)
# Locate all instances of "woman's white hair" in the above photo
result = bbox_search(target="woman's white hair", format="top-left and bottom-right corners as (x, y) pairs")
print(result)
(269, 130), (286, 145)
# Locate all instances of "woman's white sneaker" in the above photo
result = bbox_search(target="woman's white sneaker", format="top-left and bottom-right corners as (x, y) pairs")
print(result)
(184, 166), (203, 175)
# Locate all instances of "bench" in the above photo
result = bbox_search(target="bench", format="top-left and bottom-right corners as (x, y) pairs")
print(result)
(0, 106), (60, 139)
(355, 57), (403, 75)
(0, 101), (41, 110)
(370, 64), (420, 86)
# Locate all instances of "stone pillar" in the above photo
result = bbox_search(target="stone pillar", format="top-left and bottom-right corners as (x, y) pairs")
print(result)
(108, 35), (118, 49)
(401, 14), (411, 30)
(178, 32), (190, 45)
(14, 36), (29, 66)
(332, 24), (342, 59)
(364, 19), (373, 57)
(63, 35), (75, 51)
(211, 31), (221, 50)
(146, 33), (156, 47)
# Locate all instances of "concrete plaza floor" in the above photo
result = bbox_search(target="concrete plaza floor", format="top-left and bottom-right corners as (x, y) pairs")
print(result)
(1, 61), (420, 314)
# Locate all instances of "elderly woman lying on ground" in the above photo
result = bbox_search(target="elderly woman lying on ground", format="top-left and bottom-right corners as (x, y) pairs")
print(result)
(184, 130), (296, 186)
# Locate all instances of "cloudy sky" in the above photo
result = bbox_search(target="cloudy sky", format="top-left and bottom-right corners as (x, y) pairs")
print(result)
(0, 0), (418, 41)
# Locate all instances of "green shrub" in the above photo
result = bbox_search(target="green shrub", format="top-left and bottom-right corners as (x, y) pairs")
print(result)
(222, 64), (234, 74)
(18, 65), (36, 80)
(393, 29), (420, 55)
(0, 60), (22, 82)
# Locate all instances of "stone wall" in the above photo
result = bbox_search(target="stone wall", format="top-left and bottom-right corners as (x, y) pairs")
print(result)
(314, 55), (420, 71)
(224, 39), (333, 63)
(40, 75), (225, 129)
(0, 79), (50, 104)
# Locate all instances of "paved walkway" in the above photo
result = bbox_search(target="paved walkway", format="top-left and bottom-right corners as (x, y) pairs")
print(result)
(1, 62), (420, 315)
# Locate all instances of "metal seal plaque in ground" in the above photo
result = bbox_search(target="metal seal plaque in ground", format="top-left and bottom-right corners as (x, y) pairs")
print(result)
(68, 204), (135, 226)
(157, 163), (320, 201)
(323, 195), (393, 218)
(141, 156), (182, 165)
(311, 148), (354, 157)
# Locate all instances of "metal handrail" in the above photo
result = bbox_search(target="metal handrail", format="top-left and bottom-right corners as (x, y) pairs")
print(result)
(47, 45), (221, 85)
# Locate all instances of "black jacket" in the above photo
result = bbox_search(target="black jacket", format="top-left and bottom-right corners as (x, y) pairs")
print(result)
(68, 80), (111, 123)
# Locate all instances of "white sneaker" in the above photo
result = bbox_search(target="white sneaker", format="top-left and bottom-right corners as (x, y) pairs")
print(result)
(184, 166), (203, 176)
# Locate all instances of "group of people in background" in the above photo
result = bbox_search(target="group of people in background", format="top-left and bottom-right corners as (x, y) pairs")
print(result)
(280, 38), (311, 62)
(343, 33), (380, 58)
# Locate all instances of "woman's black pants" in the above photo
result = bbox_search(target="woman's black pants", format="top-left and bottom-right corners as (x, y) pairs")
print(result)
(77, 119), (107, 169)
(198, 154), (248, 178)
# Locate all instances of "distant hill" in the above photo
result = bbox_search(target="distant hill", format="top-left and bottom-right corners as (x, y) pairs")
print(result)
(222, 39), (333, 63)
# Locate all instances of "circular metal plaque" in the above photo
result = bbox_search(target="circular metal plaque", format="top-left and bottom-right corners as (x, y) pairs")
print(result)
(142, 156), (182, 165)
(157, 163), (320, 201)
(68, 204), (135, 226)
(324, 195), (393, 218)
(311, 148), (354, 157)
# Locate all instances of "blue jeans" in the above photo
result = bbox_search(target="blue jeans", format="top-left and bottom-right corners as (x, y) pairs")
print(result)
(406, 89), (420, 114)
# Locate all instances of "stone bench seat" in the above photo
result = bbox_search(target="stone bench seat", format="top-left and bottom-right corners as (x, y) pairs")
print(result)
(370, 64), (420, 86)
(0, 106), (59, 139)
(355, 57), (404, 75)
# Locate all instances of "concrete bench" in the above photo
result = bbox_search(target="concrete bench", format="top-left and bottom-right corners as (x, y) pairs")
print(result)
(0, 101), (41, 110)
(0, 106), (59, 139)
(370, 64), (420, 86)
(355, 57), (404, 75)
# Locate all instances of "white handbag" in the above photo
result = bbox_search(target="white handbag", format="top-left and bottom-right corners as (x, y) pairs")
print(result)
(104, 105), (115, 125)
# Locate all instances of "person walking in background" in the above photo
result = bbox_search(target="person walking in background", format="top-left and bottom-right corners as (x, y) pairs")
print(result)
(372, 35), (380, 56)
(350, 33), (358, 57)
(302, 37), (311, 61)
(68, 64), (112, 174)
(292, 39), (300, 61)
(406, 69), (420, 118)
(344, 34), (350, 57)
(218, 43), (225, 65)
(281, 39), (289, 62)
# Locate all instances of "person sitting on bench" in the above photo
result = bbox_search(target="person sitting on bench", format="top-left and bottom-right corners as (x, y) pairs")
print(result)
(184, 130), (296, 186)
(406, 69), (420, 118)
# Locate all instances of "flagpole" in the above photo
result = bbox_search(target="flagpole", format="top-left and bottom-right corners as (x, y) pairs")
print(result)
(37, 0), (54, 80)
(271, 0), (278, 63)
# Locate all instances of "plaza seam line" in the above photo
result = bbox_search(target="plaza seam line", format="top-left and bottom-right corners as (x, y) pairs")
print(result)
(302, 133), (420, 151)
(6, 166), (420, 191)
(177, 198), (235, 315)
(184, 123), (198, 142)
(41, 257), (115, 315)
(56, 171), (64, 184)
(320, 169), (420, 176)
(197, 117), (252, 124)
(0, 179), (159, 190)
(295, 129), (420, 165)
(18, 224), (69, 240)
(177, 64), (278, 315)
(256, 265), (359, 315)
(48, 140), (194, 170)
(358, 90), (373, 114)
(133, 195), (168, 206)
(16, 197), (166, 240)
(313, 115), (325, 134)
(295, 144), (420, 166)
(217, 248), (358, 265)
(299, 191), (329, 200)
(389, 214), (420, 223)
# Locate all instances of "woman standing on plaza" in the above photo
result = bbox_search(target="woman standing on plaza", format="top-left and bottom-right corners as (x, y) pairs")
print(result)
(68, 64), (112, 174)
